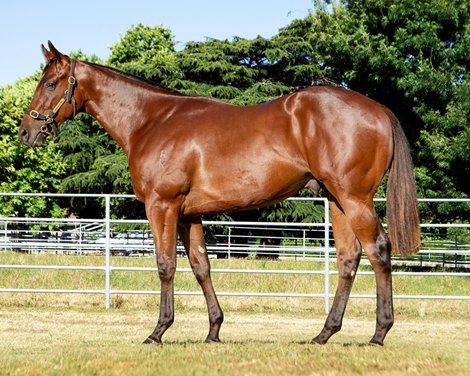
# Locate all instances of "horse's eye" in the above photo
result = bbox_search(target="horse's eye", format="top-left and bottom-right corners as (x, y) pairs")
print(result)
(45, 82), (56, 90)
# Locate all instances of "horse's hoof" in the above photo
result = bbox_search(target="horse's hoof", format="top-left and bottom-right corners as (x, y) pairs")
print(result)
(311, 336), (327, 345)
(143, 337), (161, 345)
(368, 340), (384, 347)
(205, 337), (221, 343)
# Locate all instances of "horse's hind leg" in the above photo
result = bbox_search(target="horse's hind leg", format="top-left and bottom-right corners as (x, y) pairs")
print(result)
(362, 226), (394, 346)
(342, 198), (394, 346)
(178, 218), (224, 342)
(313, 198), (362, 344)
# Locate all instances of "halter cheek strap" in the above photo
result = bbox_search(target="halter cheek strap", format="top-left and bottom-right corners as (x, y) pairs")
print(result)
(24, 59), (77, 138)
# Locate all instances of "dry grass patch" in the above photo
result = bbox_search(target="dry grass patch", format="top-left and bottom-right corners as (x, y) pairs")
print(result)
(1, 252), (469, 374)
(0, 307), (469, 375)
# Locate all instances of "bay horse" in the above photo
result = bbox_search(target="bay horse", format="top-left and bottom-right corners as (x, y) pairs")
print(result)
(19, 42), (420, 346)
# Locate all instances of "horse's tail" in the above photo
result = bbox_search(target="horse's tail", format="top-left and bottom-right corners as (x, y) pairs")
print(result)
(385, 109), (421, 256)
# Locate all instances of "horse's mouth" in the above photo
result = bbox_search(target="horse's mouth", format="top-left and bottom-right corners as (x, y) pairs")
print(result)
(31, 131), (48, 147)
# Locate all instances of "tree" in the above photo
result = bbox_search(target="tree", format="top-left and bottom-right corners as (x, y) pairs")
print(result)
(268, 0), (469, 222)
(305, 0), (469, 205)
(2, 2), (468, 225)
(108, 23), (181, 86)
(0, 75), (67, 217)
(154, 36), (290, 105)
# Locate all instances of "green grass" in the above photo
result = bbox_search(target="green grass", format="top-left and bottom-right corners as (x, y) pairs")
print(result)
(0, 251), (469, 374)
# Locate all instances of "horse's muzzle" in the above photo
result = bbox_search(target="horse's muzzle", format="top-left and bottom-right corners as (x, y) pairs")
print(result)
(19, 124), (46, 147)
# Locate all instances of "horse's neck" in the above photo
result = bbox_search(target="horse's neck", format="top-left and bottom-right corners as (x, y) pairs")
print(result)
(79, 62), (171, 155)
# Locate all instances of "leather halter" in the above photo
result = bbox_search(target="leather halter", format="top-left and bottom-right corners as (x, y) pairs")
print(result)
(24, 59), (77, 138)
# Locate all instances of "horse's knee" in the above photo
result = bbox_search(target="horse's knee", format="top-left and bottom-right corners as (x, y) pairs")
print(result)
(157, 258), (176, 283)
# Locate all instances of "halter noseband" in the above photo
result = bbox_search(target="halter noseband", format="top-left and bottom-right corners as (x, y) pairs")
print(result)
(24, 59), (77, 138)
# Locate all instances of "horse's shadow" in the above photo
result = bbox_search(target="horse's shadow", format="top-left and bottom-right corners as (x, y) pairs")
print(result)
(142, 338), (372, 348)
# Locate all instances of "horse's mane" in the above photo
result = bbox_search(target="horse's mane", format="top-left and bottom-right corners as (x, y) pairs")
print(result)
(83, 61), (185, 96)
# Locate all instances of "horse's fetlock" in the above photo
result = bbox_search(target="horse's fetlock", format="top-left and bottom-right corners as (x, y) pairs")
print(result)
(159, 315), (174, 329)
(325, 319), (342, 334)
(379, 315), (394, 331)
(213, 310), (224, 325)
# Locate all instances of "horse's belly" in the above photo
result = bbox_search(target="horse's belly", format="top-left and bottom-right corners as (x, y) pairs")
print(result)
(181, 165), (310, 216)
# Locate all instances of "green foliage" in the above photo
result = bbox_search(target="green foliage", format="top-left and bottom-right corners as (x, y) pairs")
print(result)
(170, 36), (293, 104)
(54, 113), (135, 218)
(0, 76), (67, 216)
(108, 23), (181, 85)
(259, 190), (325, 224)
(1, 2), (468, 223)
(446, 223), (470, 244)
(309, 0), (469, 203)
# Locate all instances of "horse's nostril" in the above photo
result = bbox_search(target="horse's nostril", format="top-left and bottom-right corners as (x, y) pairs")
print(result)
(19, 127), (29, 144)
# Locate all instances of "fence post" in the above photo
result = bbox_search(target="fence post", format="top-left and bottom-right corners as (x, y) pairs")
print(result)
(3, 220), (7, 252)
(324, 198), (330, 314)
(302, 229), (306, 258)
(228, 226), (231, 259)
(105, 195), (111, 310)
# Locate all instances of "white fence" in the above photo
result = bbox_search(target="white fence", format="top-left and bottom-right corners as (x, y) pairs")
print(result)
(0, 193), (469, 312)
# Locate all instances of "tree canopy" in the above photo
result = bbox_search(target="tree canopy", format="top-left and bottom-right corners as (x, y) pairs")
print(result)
(0, 0), (468, 223)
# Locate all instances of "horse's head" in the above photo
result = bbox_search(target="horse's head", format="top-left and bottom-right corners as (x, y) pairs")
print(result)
(19, 41), (78, 146)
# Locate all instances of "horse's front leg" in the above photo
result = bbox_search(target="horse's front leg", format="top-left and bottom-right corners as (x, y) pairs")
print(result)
(178, 218), (224, 342)
(143, 201), (179, 344)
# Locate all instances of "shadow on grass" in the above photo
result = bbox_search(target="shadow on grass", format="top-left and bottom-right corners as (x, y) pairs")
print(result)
(152, 338), (374, 347)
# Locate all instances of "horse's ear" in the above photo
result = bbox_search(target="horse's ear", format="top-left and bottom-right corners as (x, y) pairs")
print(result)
(41, 43), (54, 62)
(41, 41), (64, 62)
(48, 41), (62, 58)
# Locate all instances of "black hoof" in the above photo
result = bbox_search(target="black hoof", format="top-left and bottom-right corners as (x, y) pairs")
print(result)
(368, 340), (384, 347)
(205, 337), (221, 343)
(143, 337), (161, 345)
(311, 335), (327, 345)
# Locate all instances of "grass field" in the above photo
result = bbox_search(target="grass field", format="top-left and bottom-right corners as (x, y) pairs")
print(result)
(0, 252), (469, 375)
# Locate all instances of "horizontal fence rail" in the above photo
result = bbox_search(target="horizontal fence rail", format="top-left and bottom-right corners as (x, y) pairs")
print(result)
(0, 192), (469, 312)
